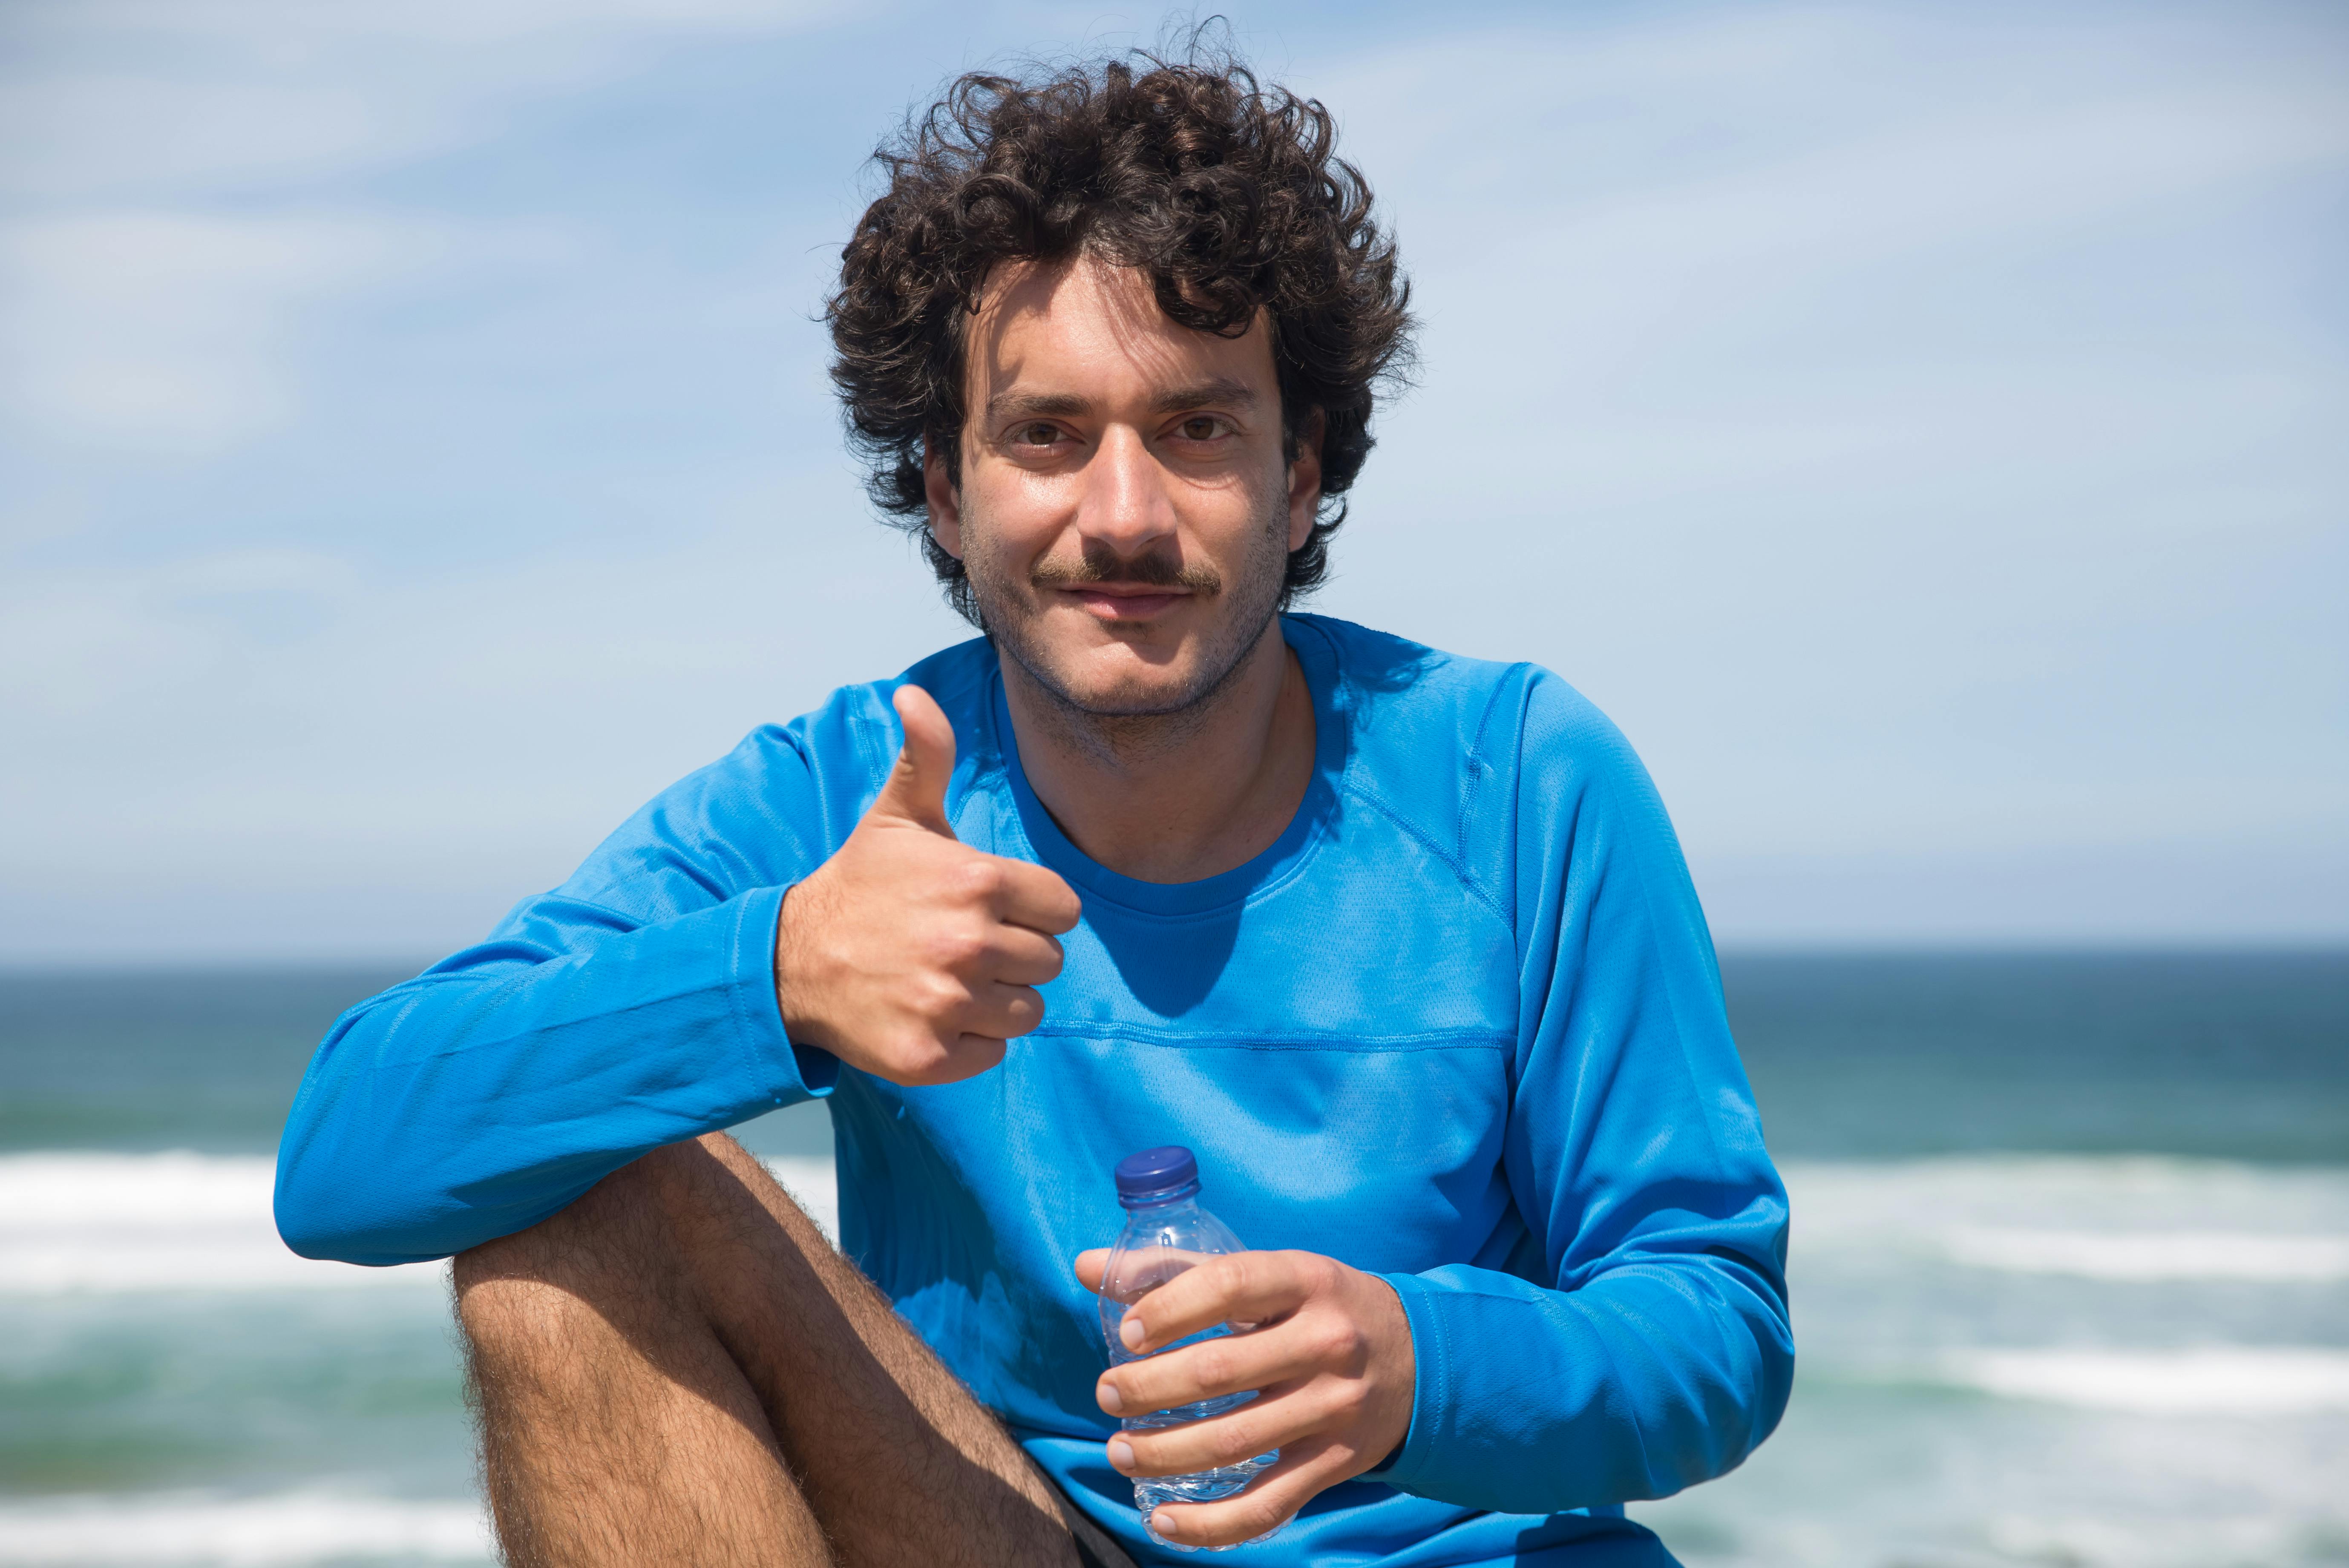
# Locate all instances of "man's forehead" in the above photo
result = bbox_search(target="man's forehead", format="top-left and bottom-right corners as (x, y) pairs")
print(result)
(966, 253), (1275, 405)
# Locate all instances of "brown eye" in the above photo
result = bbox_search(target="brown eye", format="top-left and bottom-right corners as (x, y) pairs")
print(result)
(1180, 417), (1221, 440)
(1016, 422), (1059, 447)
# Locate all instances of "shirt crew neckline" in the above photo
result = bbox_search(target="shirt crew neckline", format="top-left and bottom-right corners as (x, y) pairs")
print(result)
(985, 614), (1348, 920)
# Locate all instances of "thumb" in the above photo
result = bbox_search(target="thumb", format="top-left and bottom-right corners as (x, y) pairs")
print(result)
(1073, 1248), (1111, 1294)
(869, 683), (958, 835)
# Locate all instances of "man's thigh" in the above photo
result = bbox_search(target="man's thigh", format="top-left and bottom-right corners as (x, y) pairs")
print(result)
(464, 1131), (1129, 1568)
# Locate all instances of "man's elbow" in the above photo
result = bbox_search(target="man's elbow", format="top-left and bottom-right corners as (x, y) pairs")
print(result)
(1666, 1303), (1796, 1495)
(272, 1144), (431, 1268)
(274, 1161), (367, 1264)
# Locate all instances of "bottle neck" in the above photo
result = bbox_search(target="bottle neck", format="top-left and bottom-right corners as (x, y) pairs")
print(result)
(1120, 1193), (1202, 1222)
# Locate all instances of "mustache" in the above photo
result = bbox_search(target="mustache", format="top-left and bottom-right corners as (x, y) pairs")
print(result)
(1029, 541), (1222, 596)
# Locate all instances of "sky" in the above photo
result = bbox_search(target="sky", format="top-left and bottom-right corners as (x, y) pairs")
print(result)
(1, 0), (2343, 963)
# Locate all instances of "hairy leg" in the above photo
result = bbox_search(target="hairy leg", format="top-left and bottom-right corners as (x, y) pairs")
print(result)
(453, 1133), (1120, 1568)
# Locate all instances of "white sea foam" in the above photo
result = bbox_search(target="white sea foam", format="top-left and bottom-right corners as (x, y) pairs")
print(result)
(1942, 1346), (2349, 1414)
(0, 1153), (838, 1295)
(1943, 1225), (2349, 1281)
(0, 1491), (489, 1566)
(1783, 1156), (2349, 1282)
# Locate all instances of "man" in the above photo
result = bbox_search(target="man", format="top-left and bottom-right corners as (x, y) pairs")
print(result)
(276, 52), (1792, 1568)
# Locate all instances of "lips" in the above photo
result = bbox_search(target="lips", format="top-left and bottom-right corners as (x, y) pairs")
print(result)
(1062, 586), (1185, 620)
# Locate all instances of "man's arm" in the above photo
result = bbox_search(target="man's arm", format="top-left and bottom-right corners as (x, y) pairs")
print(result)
(274, 685), (1080, 1267)
(1365, 669), (1794, 1513)
(273, 726), (839, 1267)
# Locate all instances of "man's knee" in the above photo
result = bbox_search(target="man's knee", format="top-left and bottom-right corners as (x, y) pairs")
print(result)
(452, 1141), (702, 1349)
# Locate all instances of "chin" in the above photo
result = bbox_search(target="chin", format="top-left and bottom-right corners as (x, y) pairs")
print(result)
(1037, 660), (1207, 719)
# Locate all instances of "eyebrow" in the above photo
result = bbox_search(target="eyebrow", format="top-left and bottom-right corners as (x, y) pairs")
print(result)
(1150, 377), (1259, 415)
(986, 391), (1091, 421)
(983, 377), (1260, 423)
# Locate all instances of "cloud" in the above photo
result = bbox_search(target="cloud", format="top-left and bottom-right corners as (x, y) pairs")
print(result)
(0, 212), (414, 452)
(0, 0), (836, 453)
(1315, 8), (2349, 504)
(0, 0), (840, 199)
(1296, 5), (2349, 868)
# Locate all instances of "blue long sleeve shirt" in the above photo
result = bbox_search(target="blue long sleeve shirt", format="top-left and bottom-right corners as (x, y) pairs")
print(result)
(276, 615), (1792, 1567)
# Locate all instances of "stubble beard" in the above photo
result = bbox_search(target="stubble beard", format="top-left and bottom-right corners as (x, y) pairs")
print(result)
(961, 501), (1294, 766)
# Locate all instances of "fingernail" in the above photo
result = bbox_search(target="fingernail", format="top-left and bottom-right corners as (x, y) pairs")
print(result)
(1150, 1509), (1176, 1537)
(1096, 1381), (1123, 1414)
(1108, 1439), (1134, 1472)
(1120, 1315), (1145, 1352)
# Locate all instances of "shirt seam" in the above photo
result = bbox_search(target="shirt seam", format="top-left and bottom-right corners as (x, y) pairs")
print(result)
(1460, 663), (1525, 884)
(1342, 778), (1510, 931)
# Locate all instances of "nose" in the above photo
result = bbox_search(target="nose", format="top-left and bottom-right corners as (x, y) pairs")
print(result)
(1074, 424), (1178, 564)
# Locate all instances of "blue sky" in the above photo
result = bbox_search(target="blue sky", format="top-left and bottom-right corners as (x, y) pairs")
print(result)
(1, 0), (2343, 962)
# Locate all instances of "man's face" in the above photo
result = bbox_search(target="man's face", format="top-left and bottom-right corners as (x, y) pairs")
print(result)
(927, 253), (1321, 719)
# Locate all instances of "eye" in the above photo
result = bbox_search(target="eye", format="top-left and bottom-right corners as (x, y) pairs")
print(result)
(1175, 415), (1230, 442)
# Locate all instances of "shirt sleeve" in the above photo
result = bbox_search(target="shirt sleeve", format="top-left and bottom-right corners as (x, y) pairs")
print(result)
(273, 725), (850, 1267)
(1370, 670), (1794, 1514)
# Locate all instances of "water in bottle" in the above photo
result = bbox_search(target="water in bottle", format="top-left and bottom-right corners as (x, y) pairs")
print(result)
(1097, 1145), (1278, 1550)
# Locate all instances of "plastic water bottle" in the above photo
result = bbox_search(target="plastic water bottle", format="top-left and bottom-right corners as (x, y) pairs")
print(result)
(1098, 1146), (1278, 1549)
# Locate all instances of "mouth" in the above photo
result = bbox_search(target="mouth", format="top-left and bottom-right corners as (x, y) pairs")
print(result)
(1051, 583), (1192, 621)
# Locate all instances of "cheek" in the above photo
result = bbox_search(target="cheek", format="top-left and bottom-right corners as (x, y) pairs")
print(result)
(959, 475), (1068, 576)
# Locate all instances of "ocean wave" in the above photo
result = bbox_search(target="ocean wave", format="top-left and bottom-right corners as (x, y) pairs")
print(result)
(1943, 1226), (2349, 1281)
(0, 1491), (488, 1566)
(1942, 1347), (2349, 1414)
(0, 1152), (838, 1296)
(1783, 1155), (2349, 1281)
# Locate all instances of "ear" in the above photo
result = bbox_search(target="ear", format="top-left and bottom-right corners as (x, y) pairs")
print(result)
(1285, 408), (1326, 552)
(924, 438), (965, 560)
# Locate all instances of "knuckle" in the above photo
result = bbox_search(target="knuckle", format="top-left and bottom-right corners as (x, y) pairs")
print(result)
(951, 857), (1001, 901)
(918, 923), (979, 970)
(1215, 1424), (1263, 1465)
(1211, 1410), (1267, 1462)
(899, 1030), (951, 1072)
(1245, 1498), (1289, 1535)
(915, 972), (966, 1016)
(1311, 1316), (1362, 1366)
(945, 920), (991, 967)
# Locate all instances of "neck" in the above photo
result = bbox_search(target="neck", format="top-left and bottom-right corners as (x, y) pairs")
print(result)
(1001, 621), (1316, 884)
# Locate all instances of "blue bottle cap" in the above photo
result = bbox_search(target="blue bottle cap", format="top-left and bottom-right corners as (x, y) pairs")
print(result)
(1113, 1145), (1201, 1207)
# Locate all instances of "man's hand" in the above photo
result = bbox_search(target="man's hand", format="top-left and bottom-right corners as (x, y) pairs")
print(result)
(776, 684), (1082, 1085)
(1073, 1248), (1415, 1550)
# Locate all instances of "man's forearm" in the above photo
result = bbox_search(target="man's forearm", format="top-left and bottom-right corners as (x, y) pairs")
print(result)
(1370, 1243), (1793, 1515)
(274, 886), (823, 1266)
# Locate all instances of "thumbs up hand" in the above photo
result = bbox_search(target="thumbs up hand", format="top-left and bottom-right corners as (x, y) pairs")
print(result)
(774, 685), (1084, 1086)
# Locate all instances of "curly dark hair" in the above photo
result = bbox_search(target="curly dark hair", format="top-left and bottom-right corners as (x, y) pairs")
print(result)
(826, 44), (1413, 624)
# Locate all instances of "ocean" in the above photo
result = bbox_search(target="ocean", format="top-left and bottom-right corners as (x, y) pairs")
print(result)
(2, 952), (2343, 1566)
